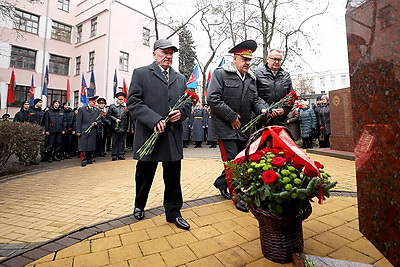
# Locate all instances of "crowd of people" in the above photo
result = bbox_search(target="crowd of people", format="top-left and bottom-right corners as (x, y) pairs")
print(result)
(2, 92), (135, 167)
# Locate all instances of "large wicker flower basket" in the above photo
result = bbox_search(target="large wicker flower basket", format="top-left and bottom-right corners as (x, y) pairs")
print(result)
(250, 202), (312, 263)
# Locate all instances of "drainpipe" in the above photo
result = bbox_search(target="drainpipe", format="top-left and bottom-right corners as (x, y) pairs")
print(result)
(105, 0), (113, 101)
(41, 0), (51, 107)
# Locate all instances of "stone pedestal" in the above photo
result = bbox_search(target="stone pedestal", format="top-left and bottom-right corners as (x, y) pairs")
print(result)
(346, 1), (400, 266)
(329, 88), (354, 152)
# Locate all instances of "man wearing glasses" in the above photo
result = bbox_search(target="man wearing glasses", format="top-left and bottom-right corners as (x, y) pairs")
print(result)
(255, 49), (294, 126)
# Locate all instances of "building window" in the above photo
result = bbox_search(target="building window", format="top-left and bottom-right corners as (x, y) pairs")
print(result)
(47, 89), (67, 107)
(73, 90), (79, 108)
(88, 51), (95, 72)
(49, 54), (69, 75)
(75, 56), (81, 75)
(57, 0), (70, 12)
(10, 46), (36, 70)
(51, 21), (72, 42)
(90, 17), (97, 37)
(76, 24), (82, 43)
(119, 51), (129, 71)
(8, 85), (29, 107)
(341, 74), (346, 86)
(320, 77), (325, 87)
(321, 90), (326, 94)
(142, 27), (150, 46)
(14, 9), (39, 34)
(330, 75), (336, 87)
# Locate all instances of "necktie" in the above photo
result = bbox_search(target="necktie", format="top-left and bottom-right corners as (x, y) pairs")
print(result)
(163, 70), (169, 82)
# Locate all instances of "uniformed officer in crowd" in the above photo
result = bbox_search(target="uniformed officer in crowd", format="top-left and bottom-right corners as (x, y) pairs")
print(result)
(28, 98), (45, 163)
(107, 92), (131, 161)
(76, 95), (101, 167)
(43, 100), (67, 163)
(182, 116), (190, 148)
(204, 104), (217, 148)
(96, 98), (109, 157)
(190, 103), (207, 148)
(207, 40), (267, 212)
(14, 101), (30, 122)
(1, 114), (10, 121)
(61, 102), (76, 159)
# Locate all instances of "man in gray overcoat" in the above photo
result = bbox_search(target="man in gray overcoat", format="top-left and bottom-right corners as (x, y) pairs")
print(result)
(76, 96), (101, 167)
(127, 39), (192, 230)
(207, 40), (267, 212)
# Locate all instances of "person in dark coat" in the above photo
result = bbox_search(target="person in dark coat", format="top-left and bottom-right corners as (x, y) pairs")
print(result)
(255, 48), (294, 126)
(76, 96), (101, 167)
(96, 98), (109, 157)
(107, 92), (131, 161)
(127, 39), (192, 230)
(205, 105), (217, 148)
(207, 40), (267, 212)
(13, 101), (30, 122)
(60, 102), (75, 159)
(1, 114), (10, 121)
(28, 98), (46, 163)
(299, 100), (317, 149)
(317, 95), (331, 148)
(285, 105), (300, 141)
(190, 103), (206, 148)
(182, 116), (190, 148)
(43, 100), (67, 162)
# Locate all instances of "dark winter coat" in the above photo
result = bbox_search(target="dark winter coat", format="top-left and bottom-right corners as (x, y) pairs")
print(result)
(317, 103), (331, 134)
(27, 107), (45, 126)
(299, 107), (317, 138)
(13, 109), (29, 122)
(127, 61), (192, 161)
(207, 62), (267, 141)
(285, 108), (300, 141)
(75, 106), (101, 151)
(205, 110), (216, 142)
(255, 64), (293, 126)
(107, 103), (131, 133)
(63, 108), (76, 134)
(190, 106), (206, 142)
(182, 117), (190, 141)
(43, 108), (67, 133)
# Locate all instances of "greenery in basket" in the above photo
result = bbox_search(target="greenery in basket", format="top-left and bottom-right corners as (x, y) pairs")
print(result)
(226, 147), (337, 217)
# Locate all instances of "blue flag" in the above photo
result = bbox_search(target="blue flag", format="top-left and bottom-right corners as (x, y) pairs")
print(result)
(88, 70), (96, 97)
(186, 64), (199, 89)
(218, 57), (225, 67)
(113, 69), (118, 97)
(80, 74), (88, 106)
(42, 65), (49, 97)
(29, 74), (35, 106)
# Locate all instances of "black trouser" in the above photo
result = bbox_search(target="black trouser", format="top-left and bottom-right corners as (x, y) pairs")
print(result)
(48, 132), (62, 157)
(112, 132), (126, 156)
(80, 151), (93, 164)
(319, 134), (331, 148)
(61, 132), (73, 156)
(302, 137), (313, 149)
(215, 139), (246, 201)
(96, 132), (106, 155)
(135, 160), (182, 219)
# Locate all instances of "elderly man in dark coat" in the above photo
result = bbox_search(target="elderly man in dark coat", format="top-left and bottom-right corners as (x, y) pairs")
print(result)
(76, 96), (101, 167)
(127, 39), (192, 230)
(207, 40), (267, 212)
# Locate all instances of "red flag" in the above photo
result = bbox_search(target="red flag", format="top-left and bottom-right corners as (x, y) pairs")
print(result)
(122, 78), (128, 102)
(7, 68), (16, 105)
(66, 78), (71, 104)
(29, 74), (35, 106)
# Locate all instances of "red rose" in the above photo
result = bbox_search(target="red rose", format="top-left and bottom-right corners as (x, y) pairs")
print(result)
(262, 170), (278, 184)
(314, 161), (324, 169)
(233, 156), (246, 164)
(271, 156), (286, 168)
(292, 156), (304, 169)
(304, 165), (319, 177)
(249, 153), (262, 163)
(290, 90), (298, 100)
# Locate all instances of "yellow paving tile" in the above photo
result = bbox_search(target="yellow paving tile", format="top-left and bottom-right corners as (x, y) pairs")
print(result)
(105, 260), (130, 267)
(313, 231), (352, 250)
(108, 243), (142, 263)
(316, 213), (348, 227)
(120, 229), (150, 245)
(188, 238), (224, 258)
(235, 224), (260, 241)
(190, 225), (221, 240)
(329, 246), (375, 264)
(212, 219), (243, 234)
(34, 257), (73, 267)
(346, 238), (386, 260)
(91, 235), (122, 252)
(374, 257), (395, 267)
(55, 241), (91, 259)
(128, 253), (166, 267)
(330, 224), (364, 241)
(190, 214), (221, 227)
(303, 219), (334, 233)
(239, 239), (263, 259)
(165, 231), (198, 248)
(105, 225), (132, 237)
(215, 246), (254, 266)
(160, 245), (198, 266)
(303, 238), (335, 256)
(185, 255), (225, 267)
(26, 253), (56, 266)
(138, 237), (172, 255)
(145, 224), (176, 239)
(74, 250), (110, 266)
(212, 231), (248, 250)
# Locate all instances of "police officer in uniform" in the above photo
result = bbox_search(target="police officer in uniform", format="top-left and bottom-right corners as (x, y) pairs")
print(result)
(96, 98), (109, 157)
(207, 40), (267, 212)
(190, 103), (206, 148)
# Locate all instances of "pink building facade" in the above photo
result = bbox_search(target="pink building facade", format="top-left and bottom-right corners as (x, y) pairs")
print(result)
(0, 0), (178, 117)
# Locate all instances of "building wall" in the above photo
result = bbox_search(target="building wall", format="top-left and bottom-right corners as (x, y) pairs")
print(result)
(0, 0), (177, 117)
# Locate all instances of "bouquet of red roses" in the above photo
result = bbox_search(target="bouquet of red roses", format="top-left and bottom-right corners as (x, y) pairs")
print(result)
(136, 90), (199, 159)
(241, 90), (298, 133)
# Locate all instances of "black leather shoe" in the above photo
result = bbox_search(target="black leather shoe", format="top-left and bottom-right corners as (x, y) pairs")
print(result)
(235, 200), (249, 212)
(133, 208), (144, 220)
(219, 187), (232, 199)
(118, 155), (125, 160)
(167, 216), (190, 230)
(112, 156), (118, 161)
(81, 162), (87, 167)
